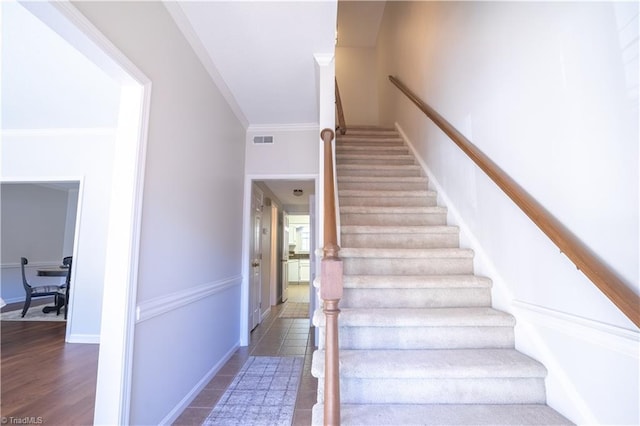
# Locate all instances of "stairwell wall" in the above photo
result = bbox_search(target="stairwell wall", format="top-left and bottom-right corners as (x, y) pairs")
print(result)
(376, 1), (638, 424)
(73, 2), (246, 424)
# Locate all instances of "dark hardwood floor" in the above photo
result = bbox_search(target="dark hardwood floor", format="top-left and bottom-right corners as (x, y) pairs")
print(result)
(1, 301), (98, 425)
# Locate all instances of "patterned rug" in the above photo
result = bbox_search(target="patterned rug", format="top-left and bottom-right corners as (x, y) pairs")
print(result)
(279, 302), (309, 318)
(1, 307), (65, 322)
(202, 356), (303, 426)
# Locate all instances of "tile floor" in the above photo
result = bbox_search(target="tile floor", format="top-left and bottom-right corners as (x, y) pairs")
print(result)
(174, 285), (316, 426)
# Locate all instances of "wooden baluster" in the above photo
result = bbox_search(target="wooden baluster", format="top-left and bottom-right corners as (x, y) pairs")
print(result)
(320, 128), (342, 425)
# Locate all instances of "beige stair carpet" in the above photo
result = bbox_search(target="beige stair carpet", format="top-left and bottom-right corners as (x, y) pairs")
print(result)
(311, 127), (572, 425)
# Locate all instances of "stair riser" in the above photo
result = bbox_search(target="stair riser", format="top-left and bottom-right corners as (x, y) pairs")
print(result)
(317, 326), (514, 350)
(338, 138), (403, 144)
(337, 158), (415, 166)
(341, 233), (459, 249)
(316, 378), (547, 404)
(340, 196), (437, 207)
(339, 181), (428, 191)
(340, 288), (491, 308)
(337, 167), (422, 178)
(341, 213), (447, 226)
(343, 257), (474, 275)
(336, 147), (408, 155)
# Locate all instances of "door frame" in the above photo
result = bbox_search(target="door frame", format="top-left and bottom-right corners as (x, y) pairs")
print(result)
(23, 2), (152, 424)
(240, 174), (318, 346)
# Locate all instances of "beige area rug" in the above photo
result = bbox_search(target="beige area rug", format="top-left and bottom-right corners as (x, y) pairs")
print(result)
(1, 307), (66, 322)
(202, 356), (303, 426)
(278, 302), (309, 319)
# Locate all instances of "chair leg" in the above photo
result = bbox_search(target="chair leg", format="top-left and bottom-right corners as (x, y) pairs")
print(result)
(21, 294), (31, 317)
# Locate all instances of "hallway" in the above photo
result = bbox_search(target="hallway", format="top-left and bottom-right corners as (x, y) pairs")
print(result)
(174, 293), (317, 425)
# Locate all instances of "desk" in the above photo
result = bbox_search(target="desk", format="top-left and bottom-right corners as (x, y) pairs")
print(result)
(36, 267), (68, 313)
(37, 267), (68, 277)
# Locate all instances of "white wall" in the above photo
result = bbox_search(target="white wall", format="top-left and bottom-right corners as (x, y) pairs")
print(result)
(1, 183), (71, 302)
(2, 132), (115, 341)
(73, 2), (246, 424)
(1, 1), (121, 341)
(245, 126), (320, 176)
(1, 1), (120, 129)
(377, 2), (638, 424)
(336, 46), (379, 126)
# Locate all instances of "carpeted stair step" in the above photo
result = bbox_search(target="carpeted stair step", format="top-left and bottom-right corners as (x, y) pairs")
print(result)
(312, 348), (548, 405)
(339, 189), (437, 207)
(336, 144), (409, 155)
(311, 403), (573, 425)
(338, 175), (428, 191)
(341, 225), (459, 248)
(341, 206), (448, 226)
(341, 247), (474, 275)
(340, 274), (492, 308)
(313, 307), (515, 350)
(339, 129), (399, 137)
(337, 163), (423, 177)
(336, 153), (416, 165)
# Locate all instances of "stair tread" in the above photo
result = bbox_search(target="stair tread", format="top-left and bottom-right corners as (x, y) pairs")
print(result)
(341, 205), (446, 213)
(315, 307), (515, 327)
(312, 348), (547, 379)
(341, 225), (458, 234)
(340, 247), (474, 258)
(339, 189), (436, 197)
(343, 274), (492, 288)
(312, 403), (572, 425)
(338, 175), (427, 182)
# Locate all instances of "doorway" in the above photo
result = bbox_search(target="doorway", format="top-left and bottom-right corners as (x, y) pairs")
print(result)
(2, 1), (151, 423)
(0, 181), (80, 335)
(243, 178), (317, 341)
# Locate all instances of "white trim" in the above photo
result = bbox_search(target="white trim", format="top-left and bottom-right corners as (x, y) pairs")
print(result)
(395, 122), (516, 307)
(1, 128), (117, 137)
(241, 173), (319, 346)
(513, 300), (640, 358)
(163, 1), (248, 129)
(261, 306), (272, 322)
(67, 333), (100, 344)
(1, 261), (63, 268)
(39, 2), (151, 425)
(247, 123), (320, 133)
(136, 276), (242, 323)
(158, 341), (240, 425)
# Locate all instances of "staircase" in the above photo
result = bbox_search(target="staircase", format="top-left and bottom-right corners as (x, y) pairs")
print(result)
(311, 127), (572, 425)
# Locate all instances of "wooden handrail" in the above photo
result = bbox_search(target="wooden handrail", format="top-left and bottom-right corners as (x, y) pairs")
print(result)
(320, 128), (343, 425)
(389, 75), (640, 328)
(335, 78), (347, 135)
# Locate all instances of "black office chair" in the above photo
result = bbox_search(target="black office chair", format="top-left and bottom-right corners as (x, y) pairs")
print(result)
(56, 256), (72, 319)
(20, 257), (64, 318)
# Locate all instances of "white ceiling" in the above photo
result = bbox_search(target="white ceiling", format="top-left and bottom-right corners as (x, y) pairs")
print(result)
(260, 179), (316, 211)
(166, 1), (384, 209)
(169, 1), (337, 127)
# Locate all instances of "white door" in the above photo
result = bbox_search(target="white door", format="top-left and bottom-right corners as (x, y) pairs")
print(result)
(281, 212), (289, 302)
(250, 185), (263, 330)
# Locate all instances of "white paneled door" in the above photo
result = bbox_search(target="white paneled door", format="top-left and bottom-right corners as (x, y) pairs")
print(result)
(250, 185), (263, 330)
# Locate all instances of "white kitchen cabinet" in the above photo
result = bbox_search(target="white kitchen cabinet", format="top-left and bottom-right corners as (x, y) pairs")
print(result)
(288, 259), (299, 283)
(299, 259), (310, 282)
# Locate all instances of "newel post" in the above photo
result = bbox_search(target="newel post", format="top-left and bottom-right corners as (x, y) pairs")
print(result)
(320, 128), (342, 426)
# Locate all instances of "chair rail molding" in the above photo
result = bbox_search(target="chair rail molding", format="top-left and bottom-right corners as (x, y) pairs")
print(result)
(135, 275), (242, 323)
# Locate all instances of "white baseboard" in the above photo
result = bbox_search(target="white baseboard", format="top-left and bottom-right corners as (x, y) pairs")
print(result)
(394, 122), (516, 311)
(159, 341), (240, 425)
(67, 333), (100, 344)
(261, 307), (272, 322)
